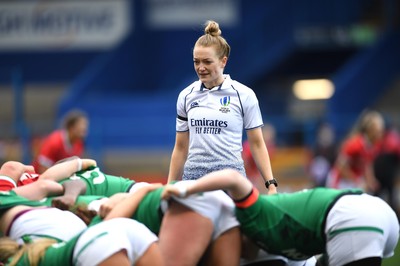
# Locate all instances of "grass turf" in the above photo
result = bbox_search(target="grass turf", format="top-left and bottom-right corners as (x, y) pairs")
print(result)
(383, 241), (400, 266)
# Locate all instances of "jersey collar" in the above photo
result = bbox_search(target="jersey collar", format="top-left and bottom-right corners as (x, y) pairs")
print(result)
(199, 74), (232, 91)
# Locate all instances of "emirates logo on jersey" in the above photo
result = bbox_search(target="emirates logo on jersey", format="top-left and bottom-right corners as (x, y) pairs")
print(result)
(219, 96), (230, 113)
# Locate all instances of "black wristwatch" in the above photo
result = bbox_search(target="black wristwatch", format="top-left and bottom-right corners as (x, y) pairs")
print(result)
(265, 178), (278, 189)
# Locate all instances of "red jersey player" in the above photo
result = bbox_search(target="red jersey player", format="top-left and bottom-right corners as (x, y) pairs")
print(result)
(327, 110), (385, 193)
(0, 161), (39, 191)
(32, 109), (88, 173)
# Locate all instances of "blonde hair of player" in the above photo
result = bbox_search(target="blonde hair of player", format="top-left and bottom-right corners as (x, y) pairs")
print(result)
(195, 20), (231, 59)
(0, 237), (57, 266)
(344, 109), (384, 144)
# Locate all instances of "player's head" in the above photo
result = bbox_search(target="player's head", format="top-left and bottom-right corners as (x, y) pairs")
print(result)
(0, 237), (19, 265)
(193, 20), (230, 88)
(61, 109), (89, 141)
(359, 110), (384, 143)
(0, 161), (35, 181)
(195, 20), (230, 60)
(0, 237), (57, 265)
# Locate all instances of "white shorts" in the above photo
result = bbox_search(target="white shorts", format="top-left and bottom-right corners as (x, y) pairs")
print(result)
(73, 218), (158, 266)
(169, 180), (240, 240)
(240, 249), (317, 266)
(9, 207), (87, 243)
(128, 182), (153, 194)
(325, 193), (399, 266)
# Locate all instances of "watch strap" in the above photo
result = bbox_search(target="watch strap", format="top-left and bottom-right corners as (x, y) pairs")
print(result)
(265, 178), (278, 189)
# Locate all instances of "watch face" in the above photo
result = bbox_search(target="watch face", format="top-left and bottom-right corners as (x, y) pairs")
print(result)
(265, 179), (278, 188)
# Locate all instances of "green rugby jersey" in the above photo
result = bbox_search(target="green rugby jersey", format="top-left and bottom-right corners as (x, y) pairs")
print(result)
(8, 230), (110, 266)
(9, 237), (77, 266)
(88, 187), (164, 235)
(236, 188), (362, 260)
(41, 195), (105, 208)
(60, 166), (135, 197)
(132, 187), (164, 235)
(0, 190), (45, 211)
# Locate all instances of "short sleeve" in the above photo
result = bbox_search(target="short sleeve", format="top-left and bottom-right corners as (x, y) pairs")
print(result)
(176, 91), (189, 132)
(0, 175), (17, 191)
(343, 137), (362, 157)
(243, 90), (263, 130)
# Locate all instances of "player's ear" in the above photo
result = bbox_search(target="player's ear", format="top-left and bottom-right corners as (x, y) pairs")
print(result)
(220, 56), (228, 67)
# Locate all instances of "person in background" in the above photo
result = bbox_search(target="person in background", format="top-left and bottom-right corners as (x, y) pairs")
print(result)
(307, 122), (337, 187)
(167, 20), (277, 194)
(32, 109), (89, 174)
(373, 118), (400, 216)
(326, 110), (385, 193)
(242, 123), (277, 193)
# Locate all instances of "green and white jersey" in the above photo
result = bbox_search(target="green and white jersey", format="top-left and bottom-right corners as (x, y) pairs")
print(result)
(10, 236), (77, 266)
(236, 188), (363, 260)
(0, 190), (44, 211)
(176, 74), (263, 180)
(41, 195), (105, 208)
(132, 187), (164, 235)
(0, 192), (87, 243)
(88, 187), (164, 235)
(61, 166), (135, 197)
(10, 219), (143, 266)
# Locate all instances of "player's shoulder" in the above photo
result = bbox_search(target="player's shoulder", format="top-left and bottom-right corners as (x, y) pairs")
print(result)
(18, 172), (40, 186)
(179, 81), (200, 96)
(46, 130), (64, 141)
(47, 129), (63, 136)
(346, 134), (364, 146)
(342, 134), (364, 153)
(228, 77), (256, 96)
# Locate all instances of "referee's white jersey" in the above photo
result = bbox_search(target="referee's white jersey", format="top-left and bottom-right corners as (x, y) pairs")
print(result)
(176, 74), (264, 180)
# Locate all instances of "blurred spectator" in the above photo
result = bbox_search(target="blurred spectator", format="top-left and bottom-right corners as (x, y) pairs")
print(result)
(31, 109), (89, 174)
(0, 141), (6, 166)
(373, 119), (400, 215)
(307, 122), (337, 187)
(326, 110), (385, 193)
(242, 123), (276, 192)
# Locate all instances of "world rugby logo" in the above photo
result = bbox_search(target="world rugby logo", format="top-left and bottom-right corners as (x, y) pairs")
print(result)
(220, 96), (230, 106)
(219, 96), (230, 113)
